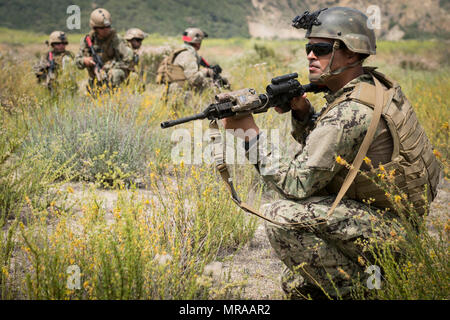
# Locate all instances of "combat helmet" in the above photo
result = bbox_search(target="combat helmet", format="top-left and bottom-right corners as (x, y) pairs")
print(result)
(89, 8), (112, 28)
(49, 31), (68, 45)
(292, 7), (376, 82)
(182, 27), (208, 44)
(124, 28), (148, 40)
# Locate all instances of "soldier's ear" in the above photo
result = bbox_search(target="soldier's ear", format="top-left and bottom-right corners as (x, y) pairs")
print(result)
(344, 49), (360, 64)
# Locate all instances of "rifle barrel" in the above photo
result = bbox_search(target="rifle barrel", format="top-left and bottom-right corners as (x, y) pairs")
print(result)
(161, 112), (206, 128)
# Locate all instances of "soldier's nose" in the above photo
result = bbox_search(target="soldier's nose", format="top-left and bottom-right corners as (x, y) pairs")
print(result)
(307, 50), (317, 60)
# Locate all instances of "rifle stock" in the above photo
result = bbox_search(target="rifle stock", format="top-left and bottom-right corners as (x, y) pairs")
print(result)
(46, 51), (56, 92)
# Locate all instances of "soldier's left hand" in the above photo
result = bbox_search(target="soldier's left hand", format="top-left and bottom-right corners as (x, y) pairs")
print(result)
(202, 68), (215, 78)
(221, 114), (260, 141)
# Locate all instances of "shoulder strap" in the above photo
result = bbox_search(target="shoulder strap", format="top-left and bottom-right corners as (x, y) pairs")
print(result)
(326, 73), (394, 216)
(169, 48), (188, 63)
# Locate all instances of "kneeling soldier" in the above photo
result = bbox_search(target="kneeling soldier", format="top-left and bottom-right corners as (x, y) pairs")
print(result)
(33, 31), (74, 92)
(75, 8), (134, 91)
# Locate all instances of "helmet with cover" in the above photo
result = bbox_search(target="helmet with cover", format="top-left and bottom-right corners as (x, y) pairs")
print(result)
(182, 27), (208, 44)
(89, 8), (112, 28)
(124, 28), (147, 40)
(292, 7), (376, 82)
(49, 31), (68, 45)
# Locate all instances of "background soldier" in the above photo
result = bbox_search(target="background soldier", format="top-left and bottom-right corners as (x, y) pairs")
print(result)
(75, 8), (134, 91)
(156, 27), (228, 108)
(221, 7), (441, 299)
(124, 28), (147, 89)
(33, 31), (74, 92)
(124, 28), (147, 71)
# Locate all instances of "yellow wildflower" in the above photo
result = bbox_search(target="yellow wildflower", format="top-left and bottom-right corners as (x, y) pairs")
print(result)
(357, 256), (366, 266)
(433, 149), (442, 159)
(337, 267), (350, 280)
(388, 169), (396, 179)
(335, 155), (346, 165)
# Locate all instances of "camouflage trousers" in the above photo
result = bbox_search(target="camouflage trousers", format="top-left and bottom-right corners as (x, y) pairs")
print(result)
(88, 68), (129, 91)
(107, 68), (128, 87)
(166, 83), (193, 112)
(263, 196), (400, 299)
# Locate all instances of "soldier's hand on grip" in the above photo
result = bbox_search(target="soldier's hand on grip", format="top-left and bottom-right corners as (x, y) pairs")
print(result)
(84, 57), (96, 67)
(274, 93), (311, 118)
(290, 93), (312, 120)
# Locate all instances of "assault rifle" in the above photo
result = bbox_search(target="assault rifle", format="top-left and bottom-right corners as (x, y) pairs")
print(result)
(161, 73), (325, 129)
(46, 51), (56, 92)
(200, 57), (230, 89)
(85, 35), (106, 84)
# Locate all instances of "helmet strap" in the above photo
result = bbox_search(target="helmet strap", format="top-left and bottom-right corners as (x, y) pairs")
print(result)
(317, 40), (363, 84)
(317, 40), (340, 83)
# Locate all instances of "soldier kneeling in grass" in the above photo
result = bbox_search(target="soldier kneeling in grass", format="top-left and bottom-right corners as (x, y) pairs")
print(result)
(75, 8), (134, 93)
(221, 7), (441, 299)
(33, 31), (74, 93)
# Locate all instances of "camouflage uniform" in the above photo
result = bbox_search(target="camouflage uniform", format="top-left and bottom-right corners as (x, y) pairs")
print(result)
(33, 50), (74, 88)
(246, 73), (402, 299)
(128, 45), (141, 73)
(124, 28), (147, 77)
(124, 41), (145, 90)
(239, 6), (440, 300)
(33, 31), (74, 91)
(168, 43), (213, 95)
(75, 29), (133, 88)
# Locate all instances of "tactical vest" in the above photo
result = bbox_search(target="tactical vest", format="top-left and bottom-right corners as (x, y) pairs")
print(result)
(51, 51), (74, 68)
(156, 48), (188, 84)
(86, 30), (118, 64)
(323, 68), (441, 215)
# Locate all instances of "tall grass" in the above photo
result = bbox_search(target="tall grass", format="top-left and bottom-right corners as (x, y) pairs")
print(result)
(23, 90), (173, 185)
(11, 162), (257, 299)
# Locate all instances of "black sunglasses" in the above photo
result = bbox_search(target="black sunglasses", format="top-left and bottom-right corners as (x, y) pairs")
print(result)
(94, 26), (111, 30)
(305, 42), (335, 56)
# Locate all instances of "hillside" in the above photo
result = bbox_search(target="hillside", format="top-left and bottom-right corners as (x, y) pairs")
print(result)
(0, 0), (448, 39)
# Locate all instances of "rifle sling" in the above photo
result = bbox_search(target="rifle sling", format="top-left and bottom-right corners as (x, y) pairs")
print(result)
(208, 120), (326, 228)
(326, 74), (390, 216)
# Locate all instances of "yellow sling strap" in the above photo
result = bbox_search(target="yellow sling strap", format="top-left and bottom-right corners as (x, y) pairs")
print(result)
(326, 74), (392, 217)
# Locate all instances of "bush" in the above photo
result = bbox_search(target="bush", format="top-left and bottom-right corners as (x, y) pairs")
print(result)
(23, 93), (173, 186)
